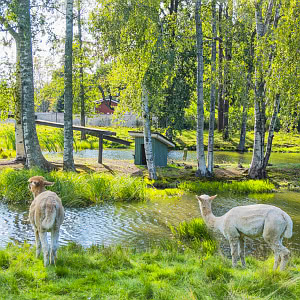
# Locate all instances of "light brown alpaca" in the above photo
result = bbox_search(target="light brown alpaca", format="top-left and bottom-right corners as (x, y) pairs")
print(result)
(28, 176), (64, 266)
(196, 194), (293, 270)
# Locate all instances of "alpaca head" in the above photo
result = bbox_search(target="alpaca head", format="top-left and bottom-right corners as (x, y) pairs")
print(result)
(196, 194), (217, 216)
(28, 176), (54, 197)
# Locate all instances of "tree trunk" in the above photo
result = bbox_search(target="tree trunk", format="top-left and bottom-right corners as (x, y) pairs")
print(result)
(217, 3), (224, 132)
(249, 0), (273, 179)
(14, 41), (26, 161)
(77, 0), (86, 140)
(249, 0), (281, 178)
(18, 0), (51, 170)
(223, 2), (233, 141)
(263, 93), (280, 170)
(207, 0), (217, 176)
(195, 0), (207, 177)
(237, 30), (255, 152)
(63, 0), (76, 171)
(237, 74), (251, 152)
(142, 85), (157, 180)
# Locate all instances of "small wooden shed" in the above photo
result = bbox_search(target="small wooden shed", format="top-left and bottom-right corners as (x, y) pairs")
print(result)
(129, 131), (175, 167)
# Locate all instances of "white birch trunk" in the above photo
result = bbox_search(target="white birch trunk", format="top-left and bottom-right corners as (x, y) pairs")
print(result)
(18, 0), (50, 170)
(195, 0), (207, 177)
(207, 0), (217, 175)
(63, 0), (76, 171)
(14, 41), (25, 161)
(249, 0), (277, 179)
(142, 85), (157, 180)
(263, 94), (280, 170)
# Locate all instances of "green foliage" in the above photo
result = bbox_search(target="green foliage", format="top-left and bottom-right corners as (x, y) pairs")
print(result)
(179, 179), (275, 194)
(0, 81), (13, 120)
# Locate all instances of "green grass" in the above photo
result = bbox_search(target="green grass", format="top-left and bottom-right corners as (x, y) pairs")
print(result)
(179, 179), (275, 195)
(1, 123), (300, 152)
(0, 168), (147, 206)
(0, 168), (278, 207)
(0, 242), (299, 299)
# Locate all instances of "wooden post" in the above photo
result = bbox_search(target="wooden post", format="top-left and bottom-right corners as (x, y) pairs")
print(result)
(98, 134), (103, 164)
(183, 148), (188, 161)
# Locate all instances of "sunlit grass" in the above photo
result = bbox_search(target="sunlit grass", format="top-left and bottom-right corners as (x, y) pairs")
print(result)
(179, 179), (275, 194)
(0, 168), (147, 206)
(1, 123), (300, 152)
(0, 242), (299, 299)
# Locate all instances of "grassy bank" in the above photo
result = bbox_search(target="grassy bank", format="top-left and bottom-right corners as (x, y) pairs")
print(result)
(1, 123), (300, 153)
(0, 168), (276, 207)
(0, 241), (299, 299)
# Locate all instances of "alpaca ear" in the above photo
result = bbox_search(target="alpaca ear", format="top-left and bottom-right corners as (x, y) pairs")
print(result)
(210, 195), (217, 201)
(195, 195), (200, 200)
(44, 181), (54, 186)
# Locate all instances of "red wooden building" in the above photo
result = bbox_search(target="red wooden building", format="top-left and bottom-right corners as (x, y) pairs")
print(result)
(94, 99), (118, 114)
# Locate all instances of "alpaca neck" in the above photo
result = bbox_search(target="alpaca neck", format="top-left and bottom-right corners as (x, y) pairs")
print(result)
(33, 187), (46, 198)
(201, 205), (223, 231)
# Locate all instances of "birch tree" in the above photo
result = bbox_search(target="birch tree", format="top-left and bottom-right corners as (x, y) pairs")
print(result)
(90, 0), (166, 180)
(17, 0), (51, 170)
(207, 0), (217, 175)
(0, 2), (25, 161)
(195, 0), (207, 177)
(248, 0), (281, 178)
(63, 0), (76, 171)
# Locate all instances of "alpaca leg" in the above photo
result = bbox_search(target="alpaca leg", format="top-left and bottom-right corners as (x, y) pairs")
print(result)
(50, 228), (60, 265)
(279, 247), (290, 271)
(34, 228), (41, 258)
(263, 215), (287, 270)
(229, 238), (239, 267)
(239, 237), (246, 267)
(273, 251), (281, 270)
(39, 231), (50, 266)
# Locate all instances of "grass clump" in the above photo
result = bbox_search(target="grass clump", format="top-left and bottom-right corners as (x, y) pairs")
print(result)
(169, 218), (217, 256)
(0, 168), (147, 206)
(0, 243), (299, 299)
(179, 179), (275, 195)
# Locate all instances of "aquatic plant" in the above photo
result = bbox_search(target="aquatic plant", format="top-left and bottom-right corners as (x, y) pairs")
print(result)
(179, 179), (275, 195)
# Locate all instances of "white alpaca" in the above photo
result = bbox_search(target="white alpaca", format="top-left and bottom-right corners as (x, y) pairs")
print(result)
(196, 194), (293, 270)
(28, 176), (64, 266)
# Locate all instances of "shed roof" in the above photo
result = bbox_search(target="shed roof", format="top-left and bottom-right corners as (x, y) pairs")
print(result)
(128, 131), (175, 148)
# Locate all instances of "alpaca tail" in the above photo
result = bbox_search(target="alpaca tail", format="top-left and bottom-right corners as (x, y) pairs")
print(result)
(283, 213), (293, 239)
(42, 203), (57, 230)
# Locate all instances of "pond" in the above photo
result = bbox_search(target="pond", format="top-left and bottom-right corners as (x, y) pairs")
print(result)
(0, 191), (299, 258)
(46, 149), (300, 166)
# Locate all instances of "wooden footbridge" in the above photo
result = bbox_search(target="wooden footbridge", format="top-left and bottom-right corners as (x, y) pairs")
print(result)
(35, 120), (131, 164)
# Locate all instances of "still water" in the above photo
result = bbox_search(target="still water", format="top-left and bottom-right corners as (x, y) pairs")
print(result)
(54, 149), (300, 165)
(0, 191), (299, 256)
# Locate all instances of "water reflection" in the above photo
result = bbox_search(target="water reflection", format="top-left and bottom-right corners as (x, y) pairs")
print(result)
(45, 149), (300, 165)
(0, 192), (299, 257)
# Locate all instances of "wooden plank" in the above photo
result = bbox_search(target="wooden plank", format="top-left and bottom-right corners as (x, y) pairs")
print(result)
(35, 120), (116, 136)
(98, 134), (103, 164)
(103, 135), (131, 146)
